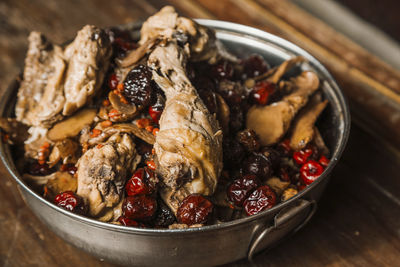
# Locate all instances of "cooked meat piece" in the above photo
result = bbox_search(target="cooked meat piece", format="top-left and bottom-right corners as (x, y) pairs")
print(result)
(246, 71), (320, 146)
(148, 43), (223, 213)
(76, 133), (141, 217)
(289, 94), (328, 151)
(24, 126), (52, 159)
(63, 25), (112, 115)
(15, 32), (66, 127)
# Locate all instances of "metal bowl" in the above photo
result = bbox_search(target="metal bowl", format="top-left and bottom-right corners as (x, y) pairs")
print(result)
(0, 20), (350, 266)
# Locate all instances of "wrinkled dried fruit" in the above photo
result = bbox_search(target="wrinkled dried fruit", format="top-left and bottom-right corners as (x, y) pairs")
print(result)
(242, 54), (269, 78)
(123, 64), (154, 107)
(244, 185), (276, 216)
(29, 162), (53, 176)
(212, 60), (233, 80)
(108, 73), (119, 90)
(177, 194), (213, 225)
(227, 174), (260, 206)
(153, 200), (175, 227)
(125, 168), (155, 196)
(300, 160), (324, 185)
(223, 138), (245, 167)
(54, 191), (86, 215)
(236, 129), (260, 152)
(117, 216), (140, 227)
(123, 195), (157, 221)
(242, 152), (273, 179)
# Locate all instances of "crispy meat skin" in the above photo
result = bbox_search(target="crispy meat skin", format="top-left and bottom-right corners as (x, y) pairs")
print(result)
(76, 134), (140, 217)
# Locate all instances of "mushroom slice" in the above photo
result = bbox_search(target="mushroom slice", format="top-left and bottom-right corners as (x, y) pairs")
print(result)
(48, 139), (79, 167)
(44, 171), (77, 200)
(289, 94), (328, 151)
(246, 71), (320, 146)
(112, 123), (155, 145)
(47, 108), (97, 141)
(108, 91), (138, 116)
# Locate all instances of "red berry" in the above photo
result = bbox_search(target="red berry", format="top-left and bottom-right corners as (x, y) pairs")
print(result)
(108, 73), (119, 90)
(149, 106), (162, 124)
(54, 191), (87, 215)
(117, 216), (140, 227)
(244, 185), (276, 216)
(319, 155), (330, 168)
(125, 168), (155, 196)
(250, 81), (276, 105)
(300, 160), (324, 185)
(122, 195), (157, 221)
(227, 174), (260, 206)
(29, 162), (53, 176)
(293, 148), (314, 165)
(177, 194), (213, 225)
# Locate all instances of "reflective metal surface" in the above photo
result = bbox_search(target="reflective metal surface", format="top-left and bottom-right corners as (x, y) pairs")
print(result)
(0, 20), (350, 266)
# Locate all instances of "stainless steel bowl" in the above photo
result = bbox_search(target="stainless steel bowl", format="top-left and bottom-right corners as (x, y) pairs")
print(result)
(0, 20), (350, 266)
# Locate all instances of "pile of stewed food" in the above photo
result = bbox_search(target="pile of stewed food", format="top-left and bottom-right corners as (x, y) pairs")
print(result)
(0, 6), (331, 229)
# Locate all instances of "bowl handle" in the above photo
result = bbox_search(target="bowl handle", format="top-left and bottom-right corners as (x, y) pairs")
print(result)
(247, 199), (317, 261)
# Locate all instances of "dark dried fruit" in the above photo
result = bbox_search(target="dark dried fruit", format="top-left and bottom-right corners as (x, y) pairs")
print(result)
(148, 94), (164, 124)
(260, 147), (280, 169)
(28, 162), (53, 176)
(227, 174), (260, 206)
(300, 160), (324, 185)
(236, 129), (260, 152)
(54, 191), (87, 215)
(153, 200), (176, 227)
(242, 54), (269, 79)
(123, 64), (154, 107)
(125, 167), (156, 196)
(177, 194), (213, 225)
(277, 139), (292, 157)
(250, 81), (276, 105)
(229, 106), (244, 133)
(117, 216), (140, 227)
(123, 195), (157, 221)
(211, 60), (234, 80)
(223, 138), (245, 167)
(242, 152), (273, 180)
(244, 185), (276, 216)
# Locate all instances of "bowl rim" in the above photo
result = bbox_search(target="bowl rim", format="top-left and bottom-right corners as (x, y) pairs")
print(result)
(0, 19), (351, 235)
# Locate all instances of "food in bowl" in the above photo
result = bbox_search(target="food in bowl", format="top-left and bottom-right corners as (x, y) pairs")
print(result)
(0, 6), (331, 229)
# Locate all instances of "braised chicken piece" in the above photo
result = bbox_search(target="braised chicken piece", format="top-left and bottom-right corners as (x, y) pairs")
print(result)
(76, 133), (141, 217)
(15, 31), (65, 127)
(149, 43), (223, 213)
(246, 71), (320, 146)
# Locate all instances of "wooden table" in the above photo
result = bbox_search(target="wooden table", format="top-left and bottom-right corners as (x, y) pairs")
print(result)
(1, 0), (400, 266)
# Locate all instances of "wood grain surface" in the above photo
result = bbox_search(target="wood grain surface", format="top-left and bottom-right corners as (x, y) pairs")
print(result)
(0, 0), (400, 266)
